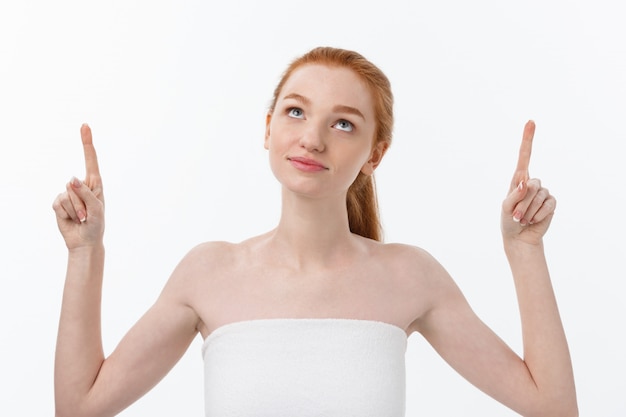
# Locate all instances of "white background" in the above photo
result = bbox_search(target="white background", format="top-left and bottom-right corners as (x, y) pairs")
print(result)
(1, 1), (625, 415)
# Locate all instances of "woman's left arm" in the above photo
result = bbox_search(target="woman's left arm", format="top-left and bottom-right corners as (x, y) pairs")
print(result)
(500, 120), (578, 415)
(412, 121), (577, 417)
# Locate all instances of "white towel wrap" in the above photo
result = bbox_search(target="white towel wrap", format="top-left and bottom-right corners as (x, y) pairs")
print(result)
(202, 318), (407, 417)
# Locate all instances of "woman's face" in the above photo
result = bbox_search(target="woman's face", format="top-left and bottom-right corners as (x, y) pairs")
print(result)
(265, 64), (383, 199)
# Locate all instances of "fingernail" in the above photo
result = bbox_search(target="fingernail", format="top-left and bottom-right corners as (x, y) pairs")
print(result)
(517, 181), (524, 191)
(71, 176), (82, 188)
(77, 210), (86, 223)
(513, 211), (522, 222)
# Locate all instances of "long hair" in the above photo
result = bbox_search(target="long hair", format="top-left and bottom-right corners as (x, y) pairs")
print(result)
(268, 47), (394, 241)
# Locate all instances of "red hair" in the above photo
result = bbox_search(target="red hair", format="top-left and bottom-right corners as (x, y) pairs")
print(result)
(268, 47), (394, 241)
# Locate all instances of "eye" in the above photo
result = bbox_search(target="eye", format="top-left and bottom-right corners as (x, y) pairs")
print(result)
(287, 107), (304, 119)
(334, 119), (354, 132)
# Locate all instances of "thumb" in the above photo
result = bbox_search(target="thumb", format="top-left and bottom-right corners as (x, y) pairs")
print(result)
(503, 180), (527, 219)
(70, 177), (104, 214)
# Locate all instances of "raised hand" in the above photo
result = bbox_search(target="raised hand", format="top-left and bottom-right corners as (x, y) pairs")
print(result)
(52, 124), (105, 249)
(501, 120), (556, 245)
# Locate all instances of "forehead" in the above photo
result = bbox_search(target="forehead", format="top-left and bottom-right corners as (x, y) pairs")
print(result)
(278, 64), (375, 115)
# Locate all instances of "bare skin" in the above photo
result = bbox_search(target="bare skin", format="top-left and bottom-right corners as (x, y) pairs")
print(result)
(53, 65), (577, 417)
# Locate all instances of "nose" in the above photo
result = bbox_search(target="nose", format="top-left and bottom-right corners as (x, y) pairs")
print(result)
(298, 123), (325, 152)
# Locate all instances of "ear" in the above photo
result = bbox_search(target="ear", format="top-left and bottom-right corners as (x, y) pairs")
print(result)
(264, 113), (272, 150)
(361, 141), (389, 176)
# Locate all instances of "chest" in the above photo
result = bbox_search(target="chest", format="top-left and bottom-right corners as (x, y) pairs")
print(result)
(192, 256), (425, 337)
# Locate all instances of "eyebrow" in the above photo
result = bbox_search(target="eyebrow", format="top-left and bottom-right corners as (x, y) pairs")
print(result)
(282, 93), (366, 121)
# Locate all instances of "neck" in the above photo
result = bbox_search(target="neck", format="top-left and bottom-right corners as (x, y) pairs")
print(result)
(268, 188), (358, 269)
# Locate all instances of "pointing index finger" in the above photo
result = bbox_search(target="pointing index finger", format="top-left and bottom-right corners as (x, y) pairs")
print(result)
(80, 123), (103, 191)
(513, 120), (535, 186)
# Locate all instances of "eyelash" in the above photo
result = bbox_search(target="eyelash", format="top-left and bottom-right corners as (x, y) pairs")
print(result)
(286, 107), (354, 132)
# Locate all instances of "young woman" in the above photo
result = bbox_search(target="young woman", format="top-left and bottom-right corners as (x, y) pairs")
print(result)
(53, 47), (578, 417)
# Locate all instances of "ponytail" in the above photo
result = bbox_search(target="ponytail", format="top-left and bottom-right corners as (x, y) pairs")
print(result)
(347, 172), (382, 241)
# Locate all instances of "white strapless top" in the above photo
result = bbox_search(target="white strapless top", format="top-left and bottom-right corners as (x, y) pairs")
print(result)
(201, 319), (407, 417)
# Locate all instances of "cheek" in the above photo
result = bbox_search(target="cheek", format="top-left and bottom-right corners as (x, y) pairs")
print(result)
(335, 148), (371, 180)
(266, 123), (294, 149)
(353, 142), (375, 165)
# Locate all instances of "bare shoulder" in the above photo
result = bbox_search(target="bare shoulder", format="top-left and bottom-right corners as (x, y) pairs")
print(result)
(375, 241), (448, 278)
(370, 241), (460, 331)
(160, 239), (260, 335)
(374, 241), (455, 294)
(176, 240), (239, 270)
(158, 240), (245, 298)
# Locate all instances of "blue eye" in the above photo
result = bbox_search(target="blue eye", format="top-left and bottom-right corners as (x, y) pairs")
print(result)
(287, 107), (304, 118)
(334, 119), (353, 132)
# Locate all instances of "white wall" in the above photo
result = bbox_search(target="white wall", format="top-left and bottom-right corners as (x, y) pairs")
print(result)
(1, 1), (624, 415)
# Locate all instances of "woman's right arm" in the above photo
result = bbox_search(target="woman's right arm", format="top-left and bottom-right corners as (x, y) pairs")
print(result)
(52, 125), (199, 417)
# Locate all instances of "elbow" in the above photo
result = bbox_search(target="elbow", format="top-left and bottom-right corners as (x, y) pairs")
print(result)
(522, 378), (579, 417)
(55, 407), (76, 417)
(546, 406), (578, 417)
(55, 399), (74, 417)
(56, 408), (99, 417)
(55, 405), (86, 417)
(565, 402), (580, 417)
(549, 395), (579, 417)
(534, 409), (578, 417)
(55, 396), (84, 417)
(524, 400), (579, 417)
(560, 404), (579, 417)
(55, 400), (101, 417)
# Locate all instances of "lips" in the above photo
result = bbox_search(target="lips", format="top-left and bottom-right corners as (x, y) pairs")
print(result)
(288, 156), (328, 172)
